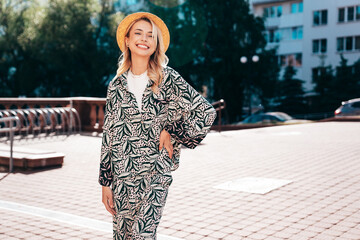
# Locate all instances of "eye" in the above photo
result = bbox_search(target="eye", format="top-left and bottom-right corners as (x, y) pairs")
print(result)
(135, 32), (141, 35)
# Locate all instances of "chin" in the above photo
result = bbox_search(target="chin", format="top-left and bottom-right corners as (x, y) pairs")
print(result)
(132, 51), (155, 58)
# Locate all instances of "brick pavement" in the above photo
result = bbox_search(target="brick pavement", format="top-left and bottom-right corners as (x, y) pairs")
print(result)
(0, 122), (360, 239)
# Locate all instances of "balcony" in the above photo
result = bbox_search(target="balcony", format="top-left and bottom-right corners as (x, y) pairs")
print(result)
(265, 13), (303, 29)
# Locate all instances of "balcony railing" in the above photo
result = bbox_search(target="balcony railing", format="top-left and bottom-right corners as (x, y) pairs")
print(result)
(0, 97), (105, 132)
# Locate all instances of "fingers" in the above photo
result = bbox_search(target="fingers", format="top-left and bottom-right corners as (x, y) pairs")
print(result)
(103, 197), (116, 216)
(165, 143), (173, 159)
(159, 129), (173, 157)
(102, 188), (116, 216)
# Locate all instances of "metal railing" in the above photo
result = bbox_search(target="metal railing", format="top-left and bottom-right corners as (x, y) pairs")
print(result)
(0, 107), (81, 140)
(0, 116), (20, 172)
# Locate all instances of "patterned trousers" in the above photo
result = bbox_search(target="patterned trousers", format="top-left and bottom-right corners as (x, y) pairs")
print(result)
(111, 172), (173, 240)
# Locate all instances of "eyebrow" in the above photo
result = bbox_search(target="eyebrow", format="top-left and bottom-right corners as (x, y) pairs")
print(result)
(134, 29), (152, 33)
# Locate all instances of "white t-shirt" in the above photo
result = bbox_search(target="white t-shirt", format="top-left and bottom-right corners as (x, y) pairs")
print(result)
(127, 70), (150, 112)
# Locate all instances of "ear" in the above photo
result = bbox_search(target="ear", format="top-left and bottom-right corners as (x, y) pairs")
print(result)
(125, 37), (129, 46)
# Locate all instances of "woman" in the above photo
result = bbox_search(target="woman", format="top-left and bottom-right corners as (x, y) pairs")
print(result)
(98, 12), (217, 240)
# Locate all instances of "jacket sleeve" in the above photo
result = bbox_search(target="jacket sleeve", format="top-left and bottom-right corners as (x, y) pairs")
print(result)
(98, 81), (114, 187)
(164, 69), (217, 149)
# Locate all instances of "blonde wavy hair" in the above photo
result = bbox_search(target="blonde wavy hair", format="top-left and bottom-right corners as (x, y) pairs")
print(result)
(115, 17), (169, 93)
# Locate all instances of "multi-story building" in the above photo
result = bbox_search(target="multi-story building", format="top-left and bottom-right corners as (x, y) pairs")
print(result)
(250, 0), (360, 93)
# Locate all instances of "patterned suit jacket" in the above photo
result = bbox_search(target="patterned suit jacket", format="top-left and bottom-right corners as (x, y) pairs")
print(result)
(98, 66), (217, 187)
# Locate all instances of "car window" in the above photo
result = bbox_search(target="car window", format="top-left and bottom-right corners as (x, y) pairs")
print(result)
(263, 115), (274, 120)
(351, 102), (360, 108)
(270, 116), (279, 121)
(252, 115), (262, 122)
(243, 116), (252, 123)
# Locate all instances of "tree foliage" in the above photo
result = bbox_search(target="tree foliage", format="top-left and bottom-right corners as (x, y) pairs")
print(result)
(312, 55), (360, 112)
(276, 65), (306, 115)
(0, 0), (121, 97)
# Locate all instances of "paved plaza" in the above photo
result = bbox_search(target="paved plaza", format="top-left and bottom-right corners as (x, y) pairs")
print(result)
(0, 121), (359, 240)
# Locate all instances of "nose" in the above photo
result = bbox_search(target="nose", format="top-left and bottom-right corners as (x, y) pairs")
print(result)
(141, 34), (147, 42)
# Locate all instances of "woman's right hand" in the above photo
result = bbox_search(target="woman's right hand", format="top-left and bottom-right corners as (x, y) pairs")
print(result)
(102, 186), (116, 216)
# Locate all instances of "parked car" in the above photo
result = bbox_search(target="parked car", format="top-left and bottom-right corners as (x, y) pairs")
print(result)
(236, 112), (311, 125)
(335, 98), (360, 117)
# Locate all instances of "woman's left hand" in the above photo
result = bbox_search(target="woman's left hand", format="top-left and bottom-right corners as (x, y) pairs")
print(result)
(159, 129), (173, 158)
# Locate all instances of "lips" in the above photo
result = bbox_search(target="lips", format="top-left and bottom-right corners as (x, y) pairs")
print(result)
(136, 44), (149, 49)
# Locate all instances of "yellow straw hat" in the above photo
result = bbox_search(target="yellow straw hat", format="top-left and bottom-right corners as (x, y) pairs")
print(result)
(116, 12), (170, 53)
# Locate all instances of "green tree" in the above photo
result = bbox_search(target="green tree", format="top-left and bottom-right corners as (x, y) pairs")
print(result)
(276, 65), (306, 115)
(0, 0), (41, 96)
(34, 0), (119, 97)
(334, 55), (359, 100)
(312, 55), (360, 112)
(311, 65), (336, 112)
(0, 0), (121, 97)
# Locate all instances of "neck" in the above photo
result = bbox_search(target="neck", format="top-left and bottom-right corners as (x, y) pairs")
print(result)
(130, 55), (149, 75)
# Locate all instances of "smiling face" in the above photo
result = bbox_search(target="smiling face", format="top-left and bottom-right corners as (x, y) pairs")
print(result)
(125, 19), (157, 59)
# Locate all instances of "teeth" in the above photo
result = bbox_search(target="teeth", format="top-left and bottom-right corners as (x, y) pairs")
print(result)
(137, 44), (149, 49)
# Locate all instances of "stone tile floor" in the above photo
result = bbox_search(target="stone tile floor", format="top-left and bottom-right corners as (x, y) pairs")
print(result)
(0, 121), (359, 239)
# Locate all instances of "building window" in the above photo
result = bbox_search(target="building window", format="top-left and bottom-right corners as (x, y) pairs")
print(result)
(278, 27), (302, 41)
(339, 5), (360, 23)
(356, 36), (360, 50)
(264, 8), (269, 18)
(337, 37), (344, 52)
(291, 3), (303, 14)
(278, 53), (302, 67)
(339, 8), (345, 22)
(313, 39), (327, 53)
(295, 53), (302, 67)
(337, 36), (360, 52)
(299, 2), (303, 13)
(292, 28), (297, 39)
(271, 6), (276, 17)
(313, 10), (328, 26)
(267, 29), (281, 43)
(348, 6), (355, 21)
(269, 30), (275, 42)
(277, 6), (283, 17)
(291, 26), (303, 40)
(313, 40), (319, 53)
(346, 37), (353, 51)
(263, 5), (282, 18)
(321, 39), (327, 53)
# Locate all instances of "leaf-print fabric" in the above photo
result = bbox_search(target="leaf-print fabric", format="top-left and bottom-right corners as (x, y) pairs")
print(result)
(112, 172), (172, 239)
(98, 66), (217, 239)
